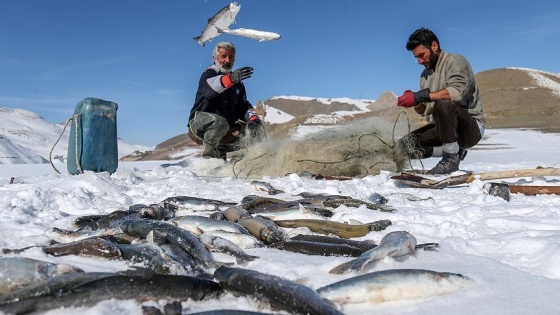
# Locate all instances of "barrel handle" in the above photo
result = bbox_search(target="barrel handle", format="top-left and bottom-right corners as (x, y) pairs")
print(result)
(48, 113), (83, 174)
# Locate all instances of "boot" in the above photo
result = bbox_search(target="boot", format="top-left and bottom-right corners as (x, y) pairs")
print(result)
(458, 148), (468, 161)
(428, 152), (461, 175)
(202, 145), (225, 160)
(202, 145), (217, 159)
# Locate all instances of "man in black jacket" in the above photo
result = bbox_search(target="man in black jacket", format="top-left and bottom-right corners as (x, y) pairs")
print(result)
(188, 42), (263, 159)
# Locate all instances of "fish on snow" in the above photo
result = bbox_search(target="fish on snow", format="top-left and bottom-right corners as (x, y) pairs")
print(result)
(317, 268), (475, 305)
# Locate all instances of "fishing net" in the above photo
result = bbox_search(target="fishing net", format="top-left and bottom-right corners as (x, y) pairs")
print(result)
(214, 116), (414, 178)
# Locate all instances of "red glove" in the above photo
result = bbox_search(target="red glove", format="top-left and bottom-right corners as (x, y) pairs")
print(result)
(397, 90), (416, 108)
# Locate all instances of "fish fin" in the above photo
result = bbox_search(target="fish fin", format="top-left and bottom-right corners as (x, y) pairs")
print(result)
(146, 230), (154, 243)
(148, 230), (168, 244)
(347, 218), (364, 225)
(235, 255), (259, 265)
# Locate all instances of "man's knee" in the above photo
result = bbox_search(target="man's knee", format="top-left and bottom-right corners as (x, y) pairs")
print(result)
(432, 100), (456, 117)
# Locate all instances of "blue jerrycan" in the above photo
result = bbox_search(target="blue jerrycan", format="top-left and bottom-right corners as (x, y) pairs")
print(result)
(67, 97), (118, 174)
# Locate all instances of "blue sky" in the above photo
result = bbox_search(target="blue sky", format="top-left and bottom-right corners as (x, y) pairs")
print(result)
(1, 0), (559, 146)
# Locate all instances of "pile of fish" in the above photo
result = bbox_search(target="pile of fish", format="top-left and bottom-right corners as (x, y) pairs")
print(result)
(0, 180), (474, 314)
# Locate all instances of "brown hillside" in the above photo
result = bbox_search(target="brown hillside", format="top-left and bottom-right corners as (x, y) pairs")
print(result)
(265, 97), (362, 116)
(475, 68), (560, 131)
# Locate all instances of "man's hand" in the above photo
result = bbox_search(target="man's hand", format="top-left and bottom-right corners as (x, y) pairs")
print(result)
(230, 67), (253, 84)
(397, 88), (431, 108)
(222, 67), (253, 88)
(397, 90), (416, 107)
(247, 114), (262, 127)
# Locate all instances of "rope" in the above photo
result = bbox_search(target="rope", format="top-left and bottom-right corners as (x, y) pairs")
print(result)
(48, 113), (83, 174)
(49, 117), (74, 174)
(74, 114), (84, 174)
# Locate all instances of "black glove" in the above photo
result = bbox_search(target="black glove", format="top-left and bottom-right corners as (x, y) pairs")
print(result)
(413, 88), (431, 104)
(248, 117), (262, 127)
(230, 67), (253, 84)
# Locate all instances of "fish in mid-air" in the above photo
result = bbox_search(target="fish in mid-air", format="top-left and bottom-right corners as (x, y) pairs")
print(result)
(194, 2), (241, 47)
(217, 27), (281, 42)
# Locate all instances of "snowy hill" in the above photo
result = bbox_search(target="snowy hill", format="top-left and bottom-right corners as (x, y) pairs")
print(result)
(0, 107), (151, 165)
(262, 95), (375, 125)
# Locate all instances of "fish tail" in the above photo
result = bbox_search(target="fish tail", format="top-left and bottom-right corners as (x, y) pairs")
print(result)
(329, 260), (355, 274)
(193, 36), (205, 47)
(235, 254), (259, 265)
(368, 219), (392, 232)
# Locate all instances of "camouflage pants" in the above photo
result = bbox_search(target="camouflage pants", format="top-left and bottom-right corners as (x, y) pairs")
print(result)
(188, 112), (232, 150)
(189, 111), (266, 154)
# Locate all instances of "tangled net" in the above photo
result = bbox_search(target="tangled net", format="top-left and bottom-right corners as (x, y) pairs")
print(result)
(215, 116), (417, 178)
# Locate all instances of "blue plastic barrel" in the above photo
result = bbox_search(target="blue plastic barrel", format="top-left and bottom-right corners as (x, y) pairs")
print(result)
(67, 97), (118, 174)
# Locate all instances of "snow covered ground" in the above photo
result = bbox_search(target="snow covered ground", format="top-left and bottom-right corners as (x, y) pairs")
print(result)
(0, 128), (559, 314)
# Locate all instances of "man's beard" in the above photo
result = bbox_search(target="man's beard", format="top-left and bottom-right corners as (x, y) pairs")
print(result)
(215, 61), (232, 73)
(426, 50), (439, 70)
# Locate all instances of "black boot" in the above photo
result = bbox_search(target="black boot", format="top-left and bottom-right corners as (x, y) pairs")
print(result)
(458, 148), (468, 161)
(428, 152), (461, 175)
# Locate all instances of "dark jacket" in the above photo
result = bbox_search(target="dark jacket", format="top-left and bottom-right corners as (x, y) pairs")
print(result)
(188, 65), (253, 127)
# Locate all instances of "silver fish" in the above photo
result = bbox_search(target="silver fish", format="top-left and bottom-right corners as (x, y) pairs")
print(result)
(214, 266), (343, 315)
(294, 194), (395, 213)
(204, 230), (264, 249)
(0, 269), (222, 314)
(317, 268), (474, 305)
(249, 180), (284, 195)
(171, 215), (250, 235)
(44, 227), (120, 243)
(116, 242), (190, 275)
(162, 196), (237, 214)
(0, 272), (114, 307)
(194, 2), (241, 47)
(217, 27), (281, 42)
(73, 209), (140, 230)
(199, 233), (258, 264)
(0, 257), (83, 295)
(329, 230), (417, 274)
(120, 219), (219, 269)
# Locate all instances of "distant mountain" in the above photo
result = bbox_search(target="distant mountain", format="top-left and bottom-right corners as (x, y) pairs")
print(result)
(0, 107), (150, 165)
(475, 67), (560, 131)
(121, 67), (560, 161)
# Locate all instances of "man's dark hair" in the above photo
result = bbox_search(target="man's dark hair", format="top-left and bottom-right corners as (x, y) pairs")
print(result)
(406, 27), (441, 51)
